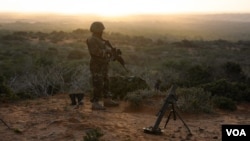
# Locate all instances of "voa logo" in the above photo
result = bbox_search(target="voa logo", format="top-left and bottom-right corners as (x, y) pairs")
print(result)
(226, 129), (246, 136)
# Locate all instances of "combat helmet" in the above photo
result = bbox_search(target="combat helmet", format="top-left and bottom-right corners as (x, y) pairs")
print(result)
(90, 21), (105, 33)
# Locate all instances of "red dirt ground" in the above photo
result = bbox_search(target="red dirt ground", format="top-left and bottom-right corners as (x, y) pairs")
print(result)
(0, 93), (249, 141)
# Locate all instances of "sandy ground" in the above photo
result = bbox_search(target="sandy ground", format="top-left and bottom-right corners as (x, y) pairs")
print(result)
(0, 93), (250, 141)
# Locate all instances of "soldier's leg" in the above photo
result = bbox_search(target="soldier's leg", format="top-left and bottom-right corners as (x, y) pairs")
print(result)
(102, 64), (110, 98)
(91, 73), (106, 110)
(91, 73), (103, 102)
(90, 62), (103, 102)
(103, 73), (110, 98)
(102, 69), (119, 107)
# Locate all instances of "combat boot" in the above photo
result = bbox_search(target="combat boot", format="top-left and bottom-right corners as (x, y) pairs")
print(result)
(103, 98), (119, 107)
(92, 102), (106, 110)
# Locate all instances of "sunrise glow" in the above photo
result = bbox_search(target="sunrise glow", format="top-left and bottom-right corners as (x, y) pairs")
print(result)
(0, 0), (250, 16)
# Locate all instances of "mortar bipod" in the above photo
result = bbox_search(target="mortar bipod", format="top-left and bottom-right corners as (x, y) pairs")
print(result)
(164, 103), (192, 135)
(143, 85), (192, 135)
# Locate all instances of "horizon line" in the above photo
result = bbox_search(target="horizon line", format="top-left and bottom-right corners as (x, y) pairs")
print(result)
(1, 11), (250, 17)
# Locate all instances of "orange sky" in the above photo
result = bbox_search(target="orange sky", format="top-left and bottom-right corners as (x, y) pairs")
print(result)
(0, 0), (250, 16)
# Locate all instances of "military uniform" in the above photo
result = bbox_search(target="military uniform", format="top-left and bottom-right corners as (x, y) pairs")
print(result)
(86, 21), (119, 110)
(87, 35), (110, 102)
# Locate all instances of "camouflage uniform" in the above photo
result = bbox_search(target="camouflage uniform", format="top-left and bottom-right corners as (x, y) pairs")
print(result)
(87, 35), (110, 102)
(87, 22), (119, 110)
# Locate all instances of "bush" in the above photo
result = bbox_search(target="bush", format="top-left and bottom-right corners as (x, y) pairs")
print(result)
(15, 92), (34, 99)
(223, 61), (246, 82)
(109, 76), (149, 99)
(0, 76), (18, 102)
(184, 65), (212, 87)
(212, 96), (237, 111)
(202, 79), (248, 101)
(125, 89), (154, 107)
(83, 128), (104, 141)
(223, 62), (241, 75)
(176, 87), (213, 113)
(9, 64), (66, 97)
(67, 50), (86, 60)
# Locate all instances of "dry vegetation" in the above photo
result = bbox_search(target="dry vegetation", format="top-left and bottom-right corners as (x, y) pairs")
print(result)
(1, 93), (250, 141)
(0, 13), (250, 141)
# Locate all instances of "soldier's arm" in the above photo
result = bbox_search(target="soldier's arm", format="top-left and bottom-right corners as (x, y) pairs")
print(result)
(87, 38), (105, 57)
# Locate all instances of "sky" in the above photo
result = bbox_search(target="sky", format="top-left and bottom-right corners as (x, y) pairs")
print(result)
(0, 0), (250, 16)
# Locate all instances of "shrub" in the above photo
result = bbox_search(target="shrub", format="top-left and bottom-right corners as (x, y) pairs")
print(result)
(9, 64), (65, 97)
(15, 92), (35, 100)
(67, 64), (91, 93)
(202, 79), (248, 101)
(212, 96), (237, 111)
(176, 87), (213, 113)
(223, 61), (242, 76)
(0, 76), (18, 102)
(35, 55), (55, 67)
(184, 65), (212, 87)
(222, 61), (246, 82)
(242, 86), (250, 102)
(125, 89), (154, 107)
(109, 76), (149, 99)
(83, 128), (103, 141)
(67, 50), (86, 60)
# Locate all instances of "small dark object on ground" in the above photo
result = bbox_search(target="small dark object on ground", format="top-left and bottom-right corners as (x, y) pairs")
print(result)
(69, 93), (84, 105)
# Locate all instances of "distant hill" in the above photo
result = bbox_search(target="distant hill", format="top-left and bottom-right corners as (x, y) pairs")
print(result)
(1, 12), (250, 41)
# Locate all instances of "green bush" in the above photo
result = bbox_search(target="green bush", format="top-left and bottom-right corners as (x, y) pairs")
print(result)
(223, 61), (246, 82)
(212, 96), (237, 111)
(83, 128), (103, 141)
(35, 55), (55, 67)
(184, 65), (212, 87)
(125, 89), (154, 107)
(176, 87), (213, 113)
(15, 92), (35, 100)
(109, 76), (149, 99)
(202, 79), (248, 101)
(0, 76), (18, 102)
(67, 50), (86, 60)
(242, 88), (250, 102)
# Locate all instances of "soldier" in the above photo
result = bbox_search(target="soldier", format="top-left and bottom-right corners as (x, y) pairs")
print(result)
(86, 21), (119, 110)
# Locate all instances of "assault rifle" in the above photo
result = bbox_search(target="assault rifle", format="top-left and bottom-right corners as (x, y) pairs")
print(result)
(104, 40), (129, 72)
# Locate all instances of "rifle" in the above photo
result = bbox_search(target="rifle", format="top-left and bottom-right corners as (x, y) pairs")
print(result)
(104, 40), (129, 72)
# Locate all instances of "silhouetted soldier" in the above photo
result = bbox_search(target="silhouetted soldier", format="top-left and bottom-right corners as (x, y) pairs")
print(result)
(86, 21), (119, 110)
